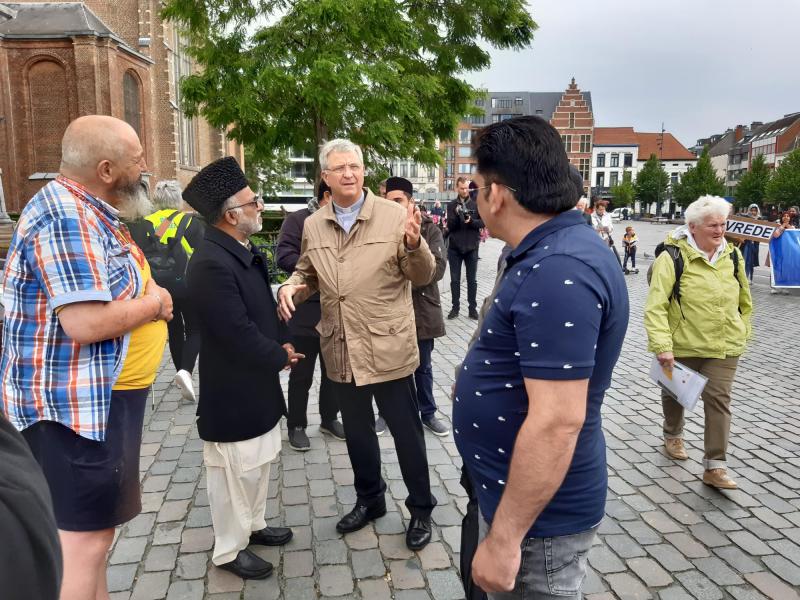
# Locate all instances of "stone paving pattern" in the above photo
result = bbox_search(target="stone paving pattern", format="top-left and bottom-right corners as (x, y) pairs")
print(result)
(107, 222), (800, 599)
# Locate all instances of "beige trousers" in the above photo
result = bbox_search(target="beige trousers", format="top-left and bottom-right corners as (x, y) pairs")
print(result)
(662, 355), (739, 470)
(204, 428), (281, 565)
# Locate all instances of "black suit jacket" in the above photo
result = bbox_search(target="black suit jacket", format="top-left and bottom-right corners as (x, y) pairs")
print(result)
(276, 208), (322, 338)
(188, 226), (289, 442)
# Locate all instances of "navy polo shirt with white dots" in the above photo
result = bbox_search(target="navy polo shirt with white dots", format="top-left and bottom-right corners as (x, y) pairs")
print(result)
(453, 209), (629, 538)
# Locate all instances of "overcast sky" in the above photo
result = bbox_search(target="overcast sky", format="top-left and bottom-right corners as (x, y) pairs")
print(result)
(463, 0), (800, 148)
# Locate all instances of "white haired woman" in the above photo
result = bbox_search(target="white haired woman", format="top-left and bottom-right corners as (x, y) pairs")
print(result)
(130, 180), (206, 401)
(645, 195), (752, 489)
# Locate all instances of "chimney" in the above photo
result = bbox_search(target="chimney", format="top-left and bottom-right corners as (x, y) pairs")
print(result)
(734, 125), (744, 141)
(750, 121), (763, 131)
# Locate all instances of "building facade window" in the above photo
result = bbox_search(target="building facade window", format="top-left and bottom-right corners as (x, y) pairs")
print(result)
(498, 98), (512, 108)
(579, 134), (591, 153)
(458, 129), (471, 144)
(444, 178), (454, 191)
(173, 31), (197, 166)
(491, 98), (497, 108)
(398, 163), (408, 177)
(458, 163), (473, 174)
(596, 172), (605, 187)
(427, 169), (436, 183)
(670, 172), (679, 186)
(596, 153), (605, 167)
(610, 153), (619, 167)
(410, 163), (418, 178)
(562, 135), (572, 152)
(475, 98), (485, 107)
(458, 146), (471, 158)
(445, 146), (455, 160)
(123, 70), (143, 141)
(514, 97), (523, 105)
(569, 112), (575, 128)
(579, 158), (590, 181)
(445, 162), (454, 177)
(624, 153), (633, 167)
(610, 172), (619, 187)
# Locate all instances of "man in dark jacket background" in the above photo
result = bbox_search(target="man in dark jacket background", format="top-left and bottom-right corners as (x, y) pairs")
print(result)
(384, 177), (450, 436)
(184, 157), (303, 580)
(277, 182), (345, 450)
(446, 176), (484, 319)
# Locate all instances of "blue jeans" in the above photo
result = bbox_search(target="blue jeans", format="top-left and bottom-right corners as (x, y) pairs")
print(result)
(414, 338), (436, 419)
(478, 515), (597, 599)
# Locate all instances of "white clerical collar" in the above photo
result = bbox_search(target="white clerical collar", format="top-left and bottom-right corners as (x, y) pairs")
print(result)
(333, 192), (366, 214)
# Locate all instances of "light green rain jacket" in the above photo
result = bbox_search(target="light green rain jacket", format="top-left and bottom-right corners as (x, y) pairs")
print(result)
(644, 227), (753, 358)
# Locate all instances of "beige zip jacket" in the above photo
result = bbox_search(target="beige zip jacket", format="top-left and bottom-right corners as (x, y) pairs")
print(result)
(283, 190), (436, 385)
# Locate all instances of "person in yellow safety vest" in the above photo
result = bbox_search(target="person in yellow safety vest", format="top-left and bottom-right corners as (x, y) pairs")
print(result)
(137, 180), (206, 402)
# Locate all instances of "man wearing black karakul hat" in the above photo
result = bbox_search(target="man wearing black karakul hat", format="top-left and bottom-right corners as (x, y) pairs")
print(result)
(184, 156), (304, 580)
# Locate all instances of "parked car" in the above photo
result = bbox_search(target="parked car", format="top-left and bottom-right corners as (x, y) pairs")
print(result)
(611, 208), (624, 222)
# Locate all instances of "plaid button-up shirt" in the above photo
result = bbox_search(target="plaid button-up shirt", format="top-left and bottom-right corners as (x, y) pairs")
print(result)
(1, 177), (143, 441)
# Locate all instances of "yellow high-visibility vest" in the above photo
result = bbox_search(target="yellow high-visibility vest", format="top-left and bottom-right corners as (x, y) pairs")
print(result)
(144, 209), (194, 257)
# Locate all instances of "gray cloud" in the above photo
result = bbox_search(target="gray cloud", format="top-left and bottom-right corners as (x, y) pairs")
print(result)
(464, 0), (800, 147)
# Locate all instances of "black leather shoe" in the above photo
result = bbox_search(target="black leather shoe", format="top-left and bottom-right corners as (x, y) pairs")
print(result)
(406, 517), (432, 551)
(336, 503), (387, 533)
(468, 309), (479, 320)
(447, 309), (459, 320)
(249, 526), (293, 546)
(217, 549), (273, 579)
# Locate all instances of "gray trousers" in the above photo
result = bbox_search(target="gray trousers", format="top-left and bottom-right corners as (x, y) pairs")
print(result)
(479, 515), (597, 599)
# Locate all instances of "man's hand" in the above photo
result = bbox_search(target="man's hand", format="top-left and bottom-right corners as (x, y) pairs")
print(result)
(404, 202), (422, 249)
(145, 278), (174, 322)
(277, 284), (307, 321)
(472, 534), (520, 593)
(282, 343), (305, 370)
(657, 351), (675, 372)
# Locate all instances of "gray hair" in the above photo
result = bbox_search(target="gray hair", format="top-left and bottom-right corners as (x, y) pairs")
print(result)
(319, 139), (363, 171)
(153, 180), (184, 211)
(684, 195), (732, 226)
(208, 194), (239, 225)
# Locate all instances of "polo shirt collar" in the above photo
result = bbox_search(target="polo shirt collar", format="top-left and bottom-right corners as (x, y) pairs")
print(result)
(508, 210), (584, 264)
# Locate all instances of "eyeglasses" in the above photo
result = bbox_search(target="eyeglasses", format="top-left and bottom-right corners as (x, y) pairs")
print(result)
(326, 163), (363, 176)
(226, 198), (263, 212)
(473, 182), (517, 194)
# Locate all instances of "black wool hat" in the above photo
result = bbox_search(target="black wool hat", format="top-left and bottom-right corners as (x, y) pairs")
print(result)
(385, 176), (413, 196)
(183, 157), (249, 220)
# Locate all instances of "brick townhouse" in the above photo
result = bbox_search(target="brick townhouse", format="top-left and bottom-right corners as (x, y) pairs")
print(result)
(0, 1), (242, 212)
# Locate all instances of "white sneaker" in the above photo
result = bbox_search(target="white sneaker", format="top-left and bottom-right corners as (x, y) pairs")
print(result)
(173, 369), (196, 403)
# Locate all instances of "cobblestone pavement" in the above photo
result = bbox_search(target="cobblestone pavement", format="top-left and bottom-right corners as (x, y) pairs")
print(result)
(108, 222), (800, 599)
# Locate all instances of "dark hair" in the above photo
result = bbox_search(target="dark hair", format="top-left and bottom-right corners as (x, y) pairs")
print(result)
(473, 116), (578, 214)
(568, 165), (584, 200)
(317, 180), (331, 200)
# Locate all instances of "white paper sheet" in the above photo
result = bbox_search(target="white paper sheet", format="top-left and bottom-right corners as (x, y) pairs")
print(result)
(649, 357), (708, 412)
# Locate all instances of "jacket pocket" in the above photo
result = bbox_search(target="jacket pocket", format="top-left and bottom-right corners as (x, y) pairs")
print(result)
(315, 320), (340, 378)
(366, 316), (415, 373)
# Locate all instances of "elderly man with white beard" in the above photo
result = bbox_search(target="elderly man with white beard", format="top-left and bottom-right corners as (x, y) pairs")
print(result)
(0, 115), (174, 600)
(183, 157), (302, 580)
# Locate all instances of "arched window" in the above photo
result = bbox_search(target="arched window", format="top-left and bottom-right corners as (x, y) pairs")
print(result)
(123, 70), (143, 139)
(27, 59), (70, 172)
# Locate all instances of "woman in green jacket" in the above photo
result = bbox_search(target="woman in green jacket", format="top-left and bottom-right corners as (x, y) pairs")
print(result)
(645, 195), (752, 490)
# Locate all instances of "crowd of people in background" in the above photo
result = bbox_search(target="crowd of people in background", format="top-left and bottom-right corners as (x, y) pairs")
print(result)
(1, 110), (797, 600)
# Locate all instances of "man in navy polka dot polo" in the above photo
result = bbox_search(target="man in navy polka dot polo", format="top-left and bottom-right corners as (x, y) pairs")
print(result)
(454, 116), (629, 598)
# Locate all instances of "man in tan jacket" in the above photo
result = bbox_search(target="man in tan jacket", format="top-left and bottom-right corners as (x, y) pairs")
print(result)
(278, 139), (437, 550)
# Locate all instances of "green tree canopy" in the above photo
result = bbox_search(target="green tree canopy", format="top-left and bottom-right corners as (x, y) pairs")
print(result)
(671, 148), (725, 207)
(734, 153), (771, 210)
(634, 154), (669, 212)
(162, 0), (537, 183)
(610, 169), (634, 207)
(766, 148), (800, 206)
(243, 146), (293, 199)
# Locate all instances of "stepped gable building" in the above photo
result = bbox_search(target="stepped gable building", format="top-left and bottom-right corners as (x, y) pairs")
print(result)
(441, 78), (595, 195)
(0, 1), (242, 212)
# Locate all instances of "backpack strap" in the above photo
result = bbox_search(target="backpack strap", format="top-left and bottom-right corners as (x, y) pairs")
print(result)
(664, 245), (686, 319)
(730, 248), (740, 284)
(171, 214), (191, 249)
(154, 210), (181, 240)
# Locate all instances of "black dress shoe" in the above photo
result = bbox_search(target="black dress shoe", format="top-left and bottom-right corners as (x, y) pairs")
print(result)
(250, 526), (293, 546)
(468, 309), (479, 320)
(217, 549), (273, 579)
(447, 309), (459, 320)
(406, 516), (432, 550)
(336, 503), (387, 533)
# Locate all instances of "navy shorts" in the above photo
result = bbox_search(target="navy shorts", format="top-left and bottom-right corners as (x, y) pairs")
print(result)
(22, 388), (148, 531)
